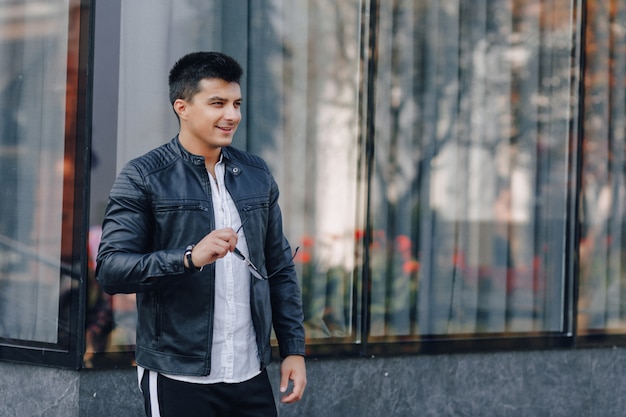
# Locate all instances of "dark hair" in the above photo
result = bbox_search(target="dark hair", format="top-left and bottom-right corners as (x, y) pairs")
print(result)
(168, 52), (243, 105)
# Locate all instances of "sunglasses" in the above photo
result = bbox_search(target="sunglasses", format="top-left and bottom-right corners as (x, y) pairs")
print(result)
(232, 218), (299, 280)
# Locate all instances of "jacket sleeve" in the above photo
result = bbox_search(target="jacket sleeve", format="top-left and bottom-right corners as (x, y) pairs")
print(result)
(95, 162), (187, 294)
(265, 176), (306, 358)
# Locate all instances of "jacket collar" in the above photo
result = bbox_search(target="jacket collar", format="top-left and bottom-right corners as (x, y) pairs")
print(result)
(172, 135), (204, 166)
(171, 135), (242, 176)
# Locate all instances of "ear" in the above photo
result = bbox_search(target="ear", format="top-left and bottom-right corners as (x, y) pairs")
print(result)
(173, 99), (188, 120)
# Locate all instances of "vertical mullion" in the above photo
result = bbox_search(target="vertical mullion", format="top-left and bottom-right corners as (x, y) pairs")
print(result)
(361, 0), (380, 356)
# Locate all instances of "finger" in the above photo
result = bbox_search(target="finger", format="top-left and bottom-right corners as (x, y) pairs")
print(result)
(279, 365), (290, 393)
(281, 386), (303, 404)
(211, 239), (233, 259)
(282, 385), (304, 403)
(213, 228), (238, 250)
(195, 237), (230, 264)
(281, 392), (298, 404)
(279, 371), (306, 403)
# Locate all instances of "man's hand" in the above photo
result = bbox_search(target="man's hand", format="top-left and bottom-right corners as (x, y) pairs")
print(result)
(279, 355), (306, 403)
(186, 228), (238, 268)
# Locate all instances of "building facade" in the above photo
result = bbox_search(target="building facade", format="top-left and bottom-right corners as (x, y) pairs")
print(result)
(2, 0), (626, 416)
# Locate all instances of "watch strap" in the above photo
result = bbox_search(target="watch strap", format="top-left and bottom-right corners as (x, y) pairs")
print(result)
(185, 244), (203, 272)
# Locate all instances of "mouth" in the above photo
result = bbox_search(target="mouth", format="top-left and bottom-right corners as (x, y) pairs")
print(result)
(217, 125), (236, 133)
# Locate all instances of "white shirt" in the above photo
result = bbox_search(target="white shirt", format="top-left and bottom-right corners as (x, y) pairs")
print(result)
(140, 155), (261, 385)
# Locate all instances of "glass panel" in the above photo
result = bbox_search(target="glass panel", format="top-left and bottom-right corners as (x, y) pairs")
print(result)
(577, 0), (626, 335)
(247, 0), (362, 343)
(370, 0), (577, 339)
(0, 0), (79, 348)
(89, 0), (234, 366)
(88, 0), (361, 365)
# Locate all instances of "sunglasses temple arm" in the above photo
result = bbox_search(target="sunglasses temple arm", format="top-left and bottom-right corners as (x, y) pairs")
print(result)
(266, 246), (300, 280)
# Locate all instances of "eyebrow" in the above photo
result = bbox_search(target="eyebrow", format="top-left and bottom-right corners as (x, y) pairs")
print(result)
(208, 96), (242, 102)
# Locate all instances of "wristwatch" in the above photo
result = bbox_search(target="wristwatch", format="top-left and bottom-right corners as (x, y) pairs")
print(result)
(184, 244), (203, 272)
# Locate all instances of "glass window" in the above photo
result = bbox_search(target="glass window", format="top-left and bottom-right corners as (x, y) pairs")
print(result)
(89, 0), (586, 365)
(9, 0), (626, 370)
(246, 0), (362, 346)
(88, 0), (363, 365)
(0, 0), (87, 366)
(577, 1), (626, 338)
(90, 0), (258, 367)
(369, 0), (579, 342)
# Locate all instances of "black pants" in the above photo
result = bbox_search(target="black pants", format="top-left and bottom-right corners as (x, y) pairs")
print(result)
(140, 369), (278, 417)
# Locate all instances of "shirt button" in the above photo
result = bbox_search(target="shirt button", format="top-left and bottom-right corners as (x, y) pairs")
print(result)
(232, 167), (240, 174)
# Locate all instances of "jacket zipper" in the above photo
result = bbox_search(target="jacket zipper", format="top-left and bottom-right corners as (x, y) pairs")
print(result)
(154, 292), (162, 342)
(154, 203), (209, 212)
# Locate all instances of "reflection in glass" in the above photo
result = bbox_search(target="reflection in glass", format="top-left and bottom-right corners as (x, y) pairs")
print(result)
(577, 1), (626, 335)
(0, 1), (78, 346)
(247, 0), (362, 342)
(89, 0), (218, 366)
(370, 0), (577, 338)
(89, 0), (587, 363)
(89, 0), (363, 365)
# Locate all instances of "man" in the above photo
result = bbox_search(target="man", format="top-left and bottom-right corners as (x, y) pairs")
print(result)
(96, 51), (306, 417)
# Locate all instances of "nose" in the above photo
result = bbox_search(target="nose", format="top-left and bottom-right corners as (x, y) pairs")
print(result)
(224, 104), (241, 121)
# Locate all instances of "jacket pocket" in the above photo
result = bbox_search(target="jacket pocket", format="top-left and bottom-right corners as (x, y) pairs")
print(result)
(152, 199), (212, 245)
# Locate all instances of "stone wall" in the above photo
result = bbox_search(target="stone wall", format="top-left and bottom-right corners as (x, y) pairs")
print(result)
(2, 347), (626, 416)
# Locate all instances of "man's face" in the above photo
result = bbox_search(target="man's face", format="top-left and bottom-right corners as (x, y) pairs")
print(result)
(178, 78), (242, 150)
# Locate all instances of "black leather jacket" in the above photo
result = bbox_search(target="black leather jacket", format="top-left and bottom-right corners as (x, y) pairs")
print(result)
(96, 136), (305, 376)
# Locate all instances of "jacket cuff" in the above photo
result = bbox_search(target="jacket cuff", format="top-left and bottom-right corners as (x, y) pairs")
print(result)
(278, 338), (306, 358)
